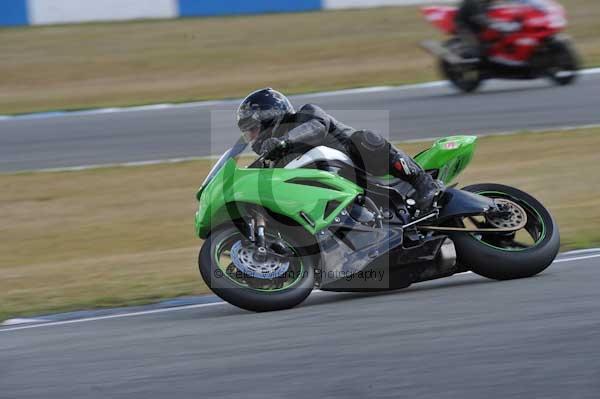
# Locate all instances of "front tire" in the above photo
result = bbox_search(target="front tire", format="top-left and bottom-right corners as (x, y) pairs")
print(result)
(199, 223), (316, 312)
(546, 39), (580, 86)
(448, 184), (560, 280)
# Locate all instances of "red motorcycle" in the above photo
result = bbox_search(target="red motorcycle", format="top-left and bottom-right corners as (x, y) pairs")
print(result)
(421, 0), (579, 92)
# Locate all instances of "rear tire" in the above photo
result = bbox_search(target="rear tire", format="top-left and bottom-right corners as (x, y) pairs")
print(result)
(199, 223), (316, 312)
(439, 38), (482, 93)
(440, 59), (482, 93)
(448, 184), (560, 280)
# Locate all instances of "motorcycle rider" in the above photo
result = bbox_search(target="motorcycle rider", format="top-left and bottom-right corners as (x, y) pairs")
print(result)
(455, 0), (520, 59)
(236, 88), (443, 214)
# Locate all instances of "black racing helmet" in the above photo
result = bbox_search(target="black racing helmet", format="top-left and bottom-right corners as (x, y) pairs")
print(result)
(236, 88), (295, 142)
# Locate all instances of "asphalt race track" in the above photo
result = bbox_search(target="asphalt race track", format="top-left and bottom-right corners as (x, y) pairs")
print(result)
(1, 72), (600, 172)
(2, 252), (600, 398)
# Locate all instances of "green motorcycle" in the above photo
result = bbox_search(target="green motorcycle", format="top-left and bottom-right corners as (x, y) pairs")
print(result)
(195, 135), (559, 311)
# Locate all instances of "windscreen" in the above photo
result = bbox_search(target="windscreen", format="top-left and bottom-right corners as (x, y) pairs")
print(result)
(200, 137), (248, 189)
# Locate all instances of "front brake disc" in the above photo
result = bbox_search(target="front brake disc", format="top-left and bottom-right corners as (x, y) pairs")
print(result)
(230, 241), (290, 280)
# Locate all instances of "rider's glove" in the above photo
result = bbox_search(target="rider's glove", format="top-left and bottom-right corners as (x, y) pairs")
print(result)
(260, 138), (287, 160)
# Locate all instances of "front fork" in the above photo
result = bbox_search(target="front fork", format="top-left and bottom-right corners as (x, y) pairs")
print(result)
(244, 211), (269, 262)
(254, 213), (268, 262)
(244, 211), (298, 266)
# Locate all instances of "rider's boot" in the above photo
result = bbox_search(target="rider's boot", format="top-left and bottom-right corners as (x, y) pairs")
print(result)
(390, 151), (444, 214)
(409, 171), (444, 213)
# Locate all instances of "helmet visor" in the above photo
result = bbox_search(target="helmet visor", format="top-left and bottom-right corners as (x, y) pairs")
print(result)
(241, 125), (262, 143)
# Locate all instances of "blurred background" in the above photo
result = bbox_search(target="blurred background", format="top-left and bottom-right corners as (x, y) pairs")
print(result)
(0, 0), (596, 114)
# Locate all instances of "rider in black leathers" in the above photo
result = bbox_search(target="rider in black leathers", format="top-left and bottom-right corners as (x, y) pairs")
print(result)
(455, 0), (522, 59)
(237, 88), (443, 213)
(457, 0), (493, 34)
(455, 0), (495, 58)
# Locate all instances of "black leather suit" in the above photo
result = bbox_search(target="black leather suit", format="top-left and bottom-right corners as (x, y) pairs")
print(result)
(253, 104), (442, 212)
(254, 104), (418, 177)
(456, 0), (492, 34)
(455, 0), (493, 58)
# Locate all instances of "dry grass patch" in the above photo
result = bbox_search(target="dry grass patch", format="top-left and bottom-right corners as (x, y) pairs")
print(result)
(1, 128), (599, 320)
(0, 0), (598, 114)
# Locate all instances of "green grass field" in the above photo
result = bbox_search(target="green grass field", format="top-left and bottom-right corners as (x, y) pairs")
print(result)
(1, 128), (600, 322)
(0, 0), (599, 114)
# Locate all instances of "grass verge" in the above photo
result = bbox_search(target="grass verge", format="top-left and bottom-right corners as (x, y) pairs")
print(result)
(1, 127), (600, 321)
(1, 0), (599, 114)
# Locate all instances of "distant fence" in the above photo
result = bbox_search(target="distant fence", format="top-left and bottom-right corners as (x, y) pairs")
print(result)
(0, 0), (455, 27)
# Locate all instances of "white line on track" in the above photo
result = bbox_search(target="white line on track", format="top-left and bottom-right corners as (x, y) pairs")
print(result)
(0, 302), (227, 332)
(554, 254), (600, 263)
(1, 67), (599, 123)
(557, 248), (600, 256)
(580, 67), (600, 75)
(2, 253), (599, 333)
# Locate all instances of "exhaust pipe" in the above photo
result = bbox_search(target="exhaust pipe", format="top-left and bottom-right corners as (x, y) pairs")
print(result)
(411, 238), (458, 283)
(420, 40), (478, 65)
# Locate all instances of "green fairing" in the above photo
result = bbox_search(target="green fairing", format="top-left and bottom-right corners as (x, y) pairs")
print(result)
(195, 135), (477, 237)
(195, 159), (363, 238)
(414, 135), (477, 184)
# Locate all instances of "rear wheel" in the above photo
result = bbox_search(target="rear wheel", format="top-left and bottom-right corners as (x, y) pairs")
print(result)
(439, 38), (482, 93)
(448, 183), (560, 280)
(440, 59), (482, 93)
(199, 223), (315, 312)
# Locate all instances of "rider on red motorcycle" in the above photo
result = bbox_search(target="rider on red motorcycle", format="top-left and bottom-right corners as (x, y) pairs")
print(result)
(422, 0), (578, 91)
(456, 0), (520, 58)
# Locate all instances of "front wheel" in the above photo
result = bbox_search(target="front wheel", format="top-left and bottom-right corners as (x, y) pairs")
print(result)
(448, 183), (560, 280)
(199, 223), (316, 312)
(546, 40), (580, 86)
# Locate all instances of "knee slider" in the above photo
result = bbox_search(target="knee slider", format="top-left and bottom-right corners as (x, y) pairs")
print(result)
(349, 130), (391, 175)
